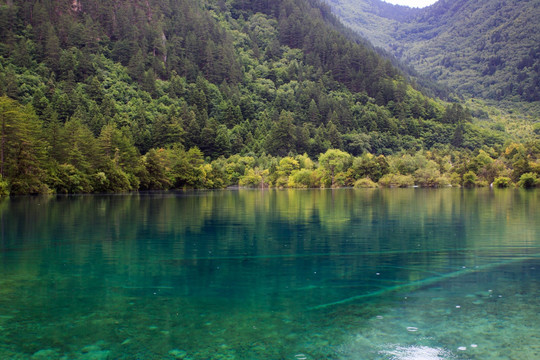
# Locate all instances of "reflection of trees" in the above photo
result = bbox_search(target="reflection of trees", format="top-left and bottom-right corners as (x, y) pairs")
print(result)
(0, 188), (538, 357)
(1, 189), (538, 294)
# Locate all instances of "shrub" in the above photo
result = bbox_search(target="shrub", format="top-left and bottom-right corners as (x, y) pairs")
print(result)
(51, 164), (93, 193)
(476, 180), (489, 187)
(239, 168), (267, 188)
(518, 172), (538, 189)
(493, 177), (512, 188)
(414, 165), (440, 187)
(288, 169), (315, 188)
(0, 176), (9, 196)
(378, 174), (414, 188)
(354, 178), (378, 188)
(275, 176), (289, 188)
(449, 172), (462, 187)
(333, 171), (348, 188)
(462, 171), (478, 187)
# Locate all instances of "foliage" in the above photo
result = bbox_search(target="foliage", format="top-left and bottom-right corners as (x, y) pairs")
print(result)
(353, 177), (378, 188)
(288, 169), (320, 188)
(0, 175), (8, 196)
(0, 0), (536, 195)
(239, 167), (268, 188)
(518, 173), (538, 189)
(378, 173), (414, 188)
(493, 177), (512, 188)
(318, 149), (352, 187)
(462, 171), (478, 188)
(327, 0), (540, 103)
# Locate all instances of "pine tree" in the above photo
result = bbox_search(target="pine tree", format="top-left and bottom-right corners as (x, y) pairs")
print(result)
(0, 97), (47, 194)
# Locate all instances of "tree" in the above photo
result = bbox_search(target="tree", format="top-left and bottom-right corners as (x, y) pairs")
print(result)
(0, 97), (46, 194)
(265, 110), (297, 156)
(152, 112), (185, 149)
(348, 154), (389, 182)
(326, 120), (343, 149)
(44, 25), (61, 73)
(518, 173), (538, 189)
(462, 171), (477, 187)
(275, 156), (300, 187)
(318, 149), (352, 187)
(139, 149), (172, 190)
(172, 147), (205, 188)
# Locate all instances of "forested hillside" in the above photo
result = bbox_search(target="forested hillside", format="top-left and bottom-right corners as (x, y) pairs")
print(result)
(326, 0), (540, 103)
(0, 0), (536, 194)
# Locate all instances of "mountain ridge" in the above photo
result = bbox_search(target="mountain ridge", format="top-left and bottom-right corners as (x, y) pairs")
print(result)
(325, 0), (540, 103)
(0, 0), (536, 194)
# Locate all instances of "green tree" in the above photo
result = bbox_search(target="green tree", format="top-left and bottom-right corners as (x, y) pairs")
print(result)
(265, 110), (297, 156)
(463, 171), (478, 187)
(139, 148), (172, 190)
(172, 147), (205, 188)
(518, 173), (538, 189)
(152, 112), (185, 149)
(0, 97), (47, 194)
(493, 177), (512, 188)
(319, 149), (352, 187)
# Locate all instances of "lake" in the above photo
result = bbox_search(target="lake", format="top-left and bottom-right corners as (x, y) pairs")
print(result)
(0, 189), (539, 359)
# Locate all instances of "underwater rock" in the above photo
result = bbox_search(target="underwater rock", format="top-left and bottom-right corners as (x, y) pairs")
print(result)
(78, 350), (110, 360)
(168, 349), (188, 359)
(81, 345), (101, 353)
(31, 349), (60, 359)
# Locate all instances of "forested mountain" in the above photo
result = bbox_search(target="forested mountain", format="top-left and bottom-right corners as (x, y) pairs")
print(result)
(326, 0), (540, 103)
(0, 0), (536, 194)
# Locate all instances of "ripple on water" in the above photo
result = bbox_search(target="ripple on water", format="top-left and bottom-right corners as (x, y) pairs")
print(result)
(380, 345), (457, 360)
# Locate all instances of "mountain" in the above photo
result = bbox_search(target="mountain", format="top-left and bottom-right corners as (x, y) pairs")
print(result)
(0, 0), (529, 194)
(325, 0), (540, 103)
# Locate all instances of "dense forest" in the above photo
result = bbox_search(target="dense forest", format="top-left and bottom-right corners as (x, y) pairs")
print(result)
(0, 0), (538, 194)
(326, 0), (540, 103)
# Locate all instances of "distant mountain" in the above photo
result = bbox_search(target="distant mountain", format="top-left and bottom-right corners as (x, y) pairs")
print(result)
(326, 0), (540, 102)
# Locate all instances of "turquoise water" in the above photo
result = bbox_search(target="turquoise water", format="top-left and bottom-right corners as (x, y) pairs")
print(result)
(0, 189), (539, 359)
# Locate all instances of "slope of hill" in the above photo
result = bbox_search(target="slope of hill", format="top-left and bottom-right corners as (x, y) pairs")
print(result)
(326, 0), (540, 103)
(0, 0), (524, 194)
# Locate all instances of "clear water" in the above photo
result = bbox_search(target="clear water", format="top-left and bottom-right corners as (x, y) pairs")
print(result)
(1, 189), (539, 360)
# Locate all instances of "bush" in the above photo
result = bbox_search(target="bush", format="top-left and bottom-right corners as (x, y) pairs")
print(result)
(476, 180), (489, 187)
(275, 176), (289, 188)
(288, 169), (315, 188)
(333, 171), (348, 188)
(239, 168), (265, 188)
(0, 176), (9, 196)
(354, 178), (378, 188)
(449, 172), (462, 187)
(50, 164), (93, 193)
(93, 166), (131, 193)
(493, 176), (512, 188)
(378, 174), (414, 188)
(518, 172), (538, 188)
(413, 162), (443, 187)
(462, 171), (478, 187)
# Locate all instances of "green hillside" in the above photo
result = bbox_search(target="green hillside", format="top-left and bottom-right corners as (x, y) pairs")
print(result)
(326, 0), (540, 103)
(0, 0), (537, 194)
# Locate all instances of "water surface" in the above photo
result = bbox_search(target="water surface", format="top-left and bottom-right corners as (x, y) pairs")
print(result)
(1, 189), (539, 359)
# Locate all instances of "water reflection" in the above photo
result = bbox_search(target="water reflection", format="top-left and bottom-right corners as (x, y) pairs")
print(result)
(0, 189), (539, 359)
